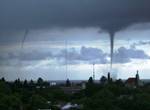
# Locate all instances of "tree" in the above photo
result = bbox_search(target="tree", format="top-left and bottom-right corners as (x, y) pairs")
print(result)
(83, 89), (116, 110)
(115, 79), (124, 86)
(23, 79), (28, 88)
(66, 79), (71, 87)
(88, 77), (93, 84)
(0, 94), (22, 110)
(29, 79), (35, 88)
(0, 77), (5, 82)
(28, 94), (49, 110)
(14, 78), (22, 88)
(85, 77), (99, 96)
(37, 77), (44, 87)
(0, 81), (11, 94)
(100, 76), (107, 85)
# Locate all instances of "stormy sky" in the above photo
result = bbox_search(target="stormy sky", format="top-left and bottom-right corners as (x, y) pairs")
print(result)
(0, 0), (150, 80)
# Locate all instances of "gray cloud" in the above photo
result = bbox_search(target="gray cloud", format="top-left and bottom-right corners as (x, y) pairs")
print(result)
(0, 46), (108, 65)
(131, 41), (150, 48)
(20, 50), (53, 61)
(0, 50), (53, 66)
(20, 46), (150, 64)
(113, 47), (150, 63)
(0, 0), (150, 33)
(55, 46), (108, 64)
(79, 46), (107, 64)
(0, 46), (149, 66)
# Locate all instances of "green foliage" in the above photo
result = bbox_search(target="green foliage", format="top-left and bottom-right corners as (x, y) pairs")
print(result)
(0, 94), (21, 110)
(66, 78), (71, 87)
(0, 81), (11, 94)
(100, 76), (107, 84)
(28, 94), (49, 110)
(88, 77), (93, 84)
(77, 78), (150, 110)
(0, 77), (150, 110)
(83, 89), (117, 110)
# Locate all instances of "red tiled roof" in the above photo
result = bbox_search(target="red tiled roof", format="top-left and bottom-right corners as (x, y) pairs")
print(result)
(126, 78), (136, 84)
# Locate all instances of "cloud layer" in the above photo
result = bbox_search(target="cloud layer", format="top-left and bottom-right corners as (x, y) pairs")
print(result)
(0, 46), (149, 66)
(113, 47), (150, 63)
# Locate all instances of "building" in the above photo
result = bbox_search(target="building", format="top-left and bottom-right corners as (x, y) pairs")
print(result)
(108, 72), (111, 81)
(50, 82), (57, 86)
(107, 72), (113, 83)
(126, 78), (137, 88)
(125, 70), (143, 88)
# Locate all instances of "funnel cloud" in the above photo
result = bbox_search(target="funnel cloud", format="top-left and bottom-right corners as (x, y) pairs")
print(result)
(110, 32), (115, 68)
(21, 29), (29, 49)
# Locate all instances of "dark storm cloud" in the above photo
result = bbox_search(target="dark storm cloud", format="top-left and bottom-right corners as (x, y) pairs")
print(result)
(0, 0), (150, 32)
(0, 30), (23, 44)
(113, 47), (150, 63)
(1, 0), (150, 68)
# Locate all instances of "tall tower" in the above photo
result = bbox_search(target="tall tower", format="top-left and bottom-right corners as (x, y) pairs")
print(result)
(108, 72), (111, 82)
(92, 63), (95, 81)
(65, 40), (68, 80)
(136, 70), (140, 85)
(136, 70), (139, 79)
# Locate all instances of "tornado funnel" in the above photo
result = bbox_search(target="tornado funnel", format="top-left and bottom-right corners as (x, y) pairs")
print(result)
(21, 29), (29, 49)
(109, 32), (115, 69)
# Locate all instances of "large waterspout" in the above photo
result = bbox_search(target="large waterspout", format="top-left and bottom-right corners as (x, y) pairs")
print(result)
(21, 29), (28, 49)
(109, 32), (115, 69)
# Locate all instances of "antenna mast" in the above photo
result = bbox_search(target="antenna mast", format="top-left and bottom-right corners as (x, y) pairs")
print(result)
(93, 63), (95, 81)
(65, 40), (68, 80)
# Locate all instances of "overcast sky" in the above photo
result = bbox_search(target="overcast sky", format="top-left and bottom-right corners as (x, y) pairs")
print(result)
(0, 0), (150, 80)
